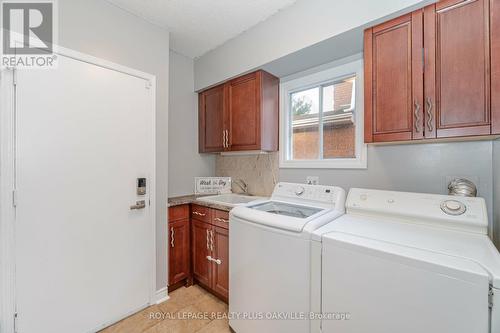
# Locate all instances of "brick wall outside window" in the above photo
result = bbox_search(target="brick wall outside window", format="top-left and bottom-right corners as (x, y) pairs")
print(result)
(292, 78), (355, 160)
(292, 124), (355, 159)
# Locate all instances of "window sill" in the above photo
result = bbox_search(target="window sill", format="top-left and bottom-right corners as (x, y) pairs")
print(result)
(279, 159), (367, 169)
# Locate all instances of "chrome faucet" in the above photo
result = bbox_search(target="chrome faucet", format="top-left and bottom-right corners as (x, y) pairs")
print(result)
(232, 179), (249, 194)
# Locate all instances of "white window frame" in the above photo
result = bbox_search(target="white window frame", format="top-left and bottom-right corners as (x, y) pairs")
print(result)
(279, 58), (367, 169)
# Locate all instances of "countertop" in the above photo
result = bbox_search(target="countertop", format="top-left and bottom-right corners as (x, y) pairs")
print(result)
(167, 194), (233, 212)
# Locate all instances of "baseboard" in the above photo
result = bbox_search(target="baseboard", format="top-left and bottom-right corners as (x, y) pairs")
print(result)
(155, 287), (169, 304)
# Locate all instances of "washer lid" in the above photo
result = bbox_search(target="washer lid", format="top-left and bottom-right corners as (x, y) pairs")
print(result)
(231, 201), (329, 232)
(229, 182), (347, 233)
(250, 201), (323, 219)
(231, 201), (347, 233)
(319, 215), (500, 288)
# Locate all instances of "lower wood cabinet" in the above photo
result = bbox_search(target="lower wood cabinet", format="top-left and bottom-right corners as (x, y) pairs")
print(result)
(168, 205), (191, 289)
(210, 226), (229, 300)
(191, 219), (212, 288)
(168, 219), (190, 285)
(168, 204), (229, 302)
(191, 206), (229, 302)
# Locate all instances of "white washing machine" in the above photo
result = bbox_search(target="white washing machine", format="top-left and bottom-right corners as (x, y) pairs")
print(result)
(229, 182), (347, 333)
(312, 188), (500, 333)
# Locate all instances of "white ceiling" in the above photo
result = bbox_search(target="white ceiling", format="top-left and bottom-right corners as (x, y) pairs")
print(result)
(106, 0), (298, 59)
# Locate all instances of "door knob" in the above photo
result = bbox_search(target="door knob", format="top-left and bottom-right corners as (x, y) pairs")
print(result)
(130, 200), (146, 210)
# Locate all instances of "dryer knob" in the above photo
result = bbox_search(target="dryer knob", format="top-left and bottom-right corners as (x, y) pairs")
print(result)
(440, 200), (466, 216)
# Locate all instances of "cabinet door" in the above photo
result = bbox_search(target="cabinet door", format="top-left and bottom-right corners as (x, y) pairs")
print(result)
(168, 219), (190, 285)
(364, 12), (424, 143)
(492, 0), (500, 134)
(199, 85), (226, 152)
(211, 226), (229, 301)
(191, 219), (212, 288)
(227, 72), (261, 151)
(425, 0), (491, 138)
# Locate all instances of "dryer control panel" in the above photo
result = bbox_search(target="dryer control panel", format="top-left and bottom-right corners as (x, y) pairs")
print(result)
(347, 188), (488, 234)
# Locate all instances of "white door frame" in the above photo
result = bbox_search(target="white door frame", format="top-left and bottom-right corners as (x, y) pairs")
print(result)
(0, 46), (157, 333)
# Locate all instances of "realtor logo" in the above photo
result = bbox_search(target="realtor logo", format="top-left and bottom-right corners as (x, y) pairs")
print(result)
(1, 0), (57, 68)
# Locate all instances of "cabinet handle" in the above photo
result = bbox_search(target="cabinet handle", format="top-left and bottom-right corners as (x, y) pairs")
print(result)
(206, 255), (222, 265)
(222, 131), (226, 148)
(170, 227), (174, 248)
(414, 100), (422, 133)
(206, 229), (210, 250)
(210, 230), (214, 252)
(426, 97), (433, 132)
(193, 211), (206, 217)
(225, 130), (229, 148)
(214, 217), (229, 223)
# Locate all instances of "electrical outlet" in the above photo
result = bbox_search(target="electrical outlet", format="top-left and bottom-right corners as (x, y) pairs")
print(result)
(306, 176), (319, 185)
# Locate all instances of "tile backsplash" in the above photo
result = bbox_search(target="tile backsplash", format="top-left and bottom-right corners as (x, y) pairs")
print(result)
(215, 152), (279, 197)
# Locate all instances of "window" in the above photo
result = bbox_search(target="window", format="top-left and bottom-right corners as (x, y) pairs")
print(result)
(280, 58), (367, 169)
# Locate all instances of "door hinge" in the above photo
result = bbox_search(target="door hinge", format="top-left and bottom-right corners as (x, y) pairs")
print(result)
(14, 312), (18, 333)
(145, 80), (151, 89)
(12, 189), (17, 207)
(489, 285), (494, 309)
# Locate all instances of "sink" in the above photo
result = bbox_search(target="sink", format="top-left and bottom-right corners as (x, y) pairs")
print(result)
(197, 194), (266, 207)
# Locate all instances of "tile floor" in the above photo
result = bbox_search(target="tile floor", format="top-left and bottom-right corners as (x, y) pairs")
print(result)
(100, 285), (231, 333)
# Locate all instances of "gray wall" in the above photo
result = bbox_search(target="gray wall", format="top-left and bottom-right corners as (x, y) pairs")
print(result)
(59, 0), (170, 291)
(168, 51), (215, 197)
(280, 141), (495, 234)
(494, 140), (500, 248)
(194, 0), (433, 90)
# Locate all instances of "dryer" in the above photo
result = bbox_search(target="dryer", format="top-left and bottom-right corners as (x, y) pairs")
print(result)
(313, 188), (500, 333)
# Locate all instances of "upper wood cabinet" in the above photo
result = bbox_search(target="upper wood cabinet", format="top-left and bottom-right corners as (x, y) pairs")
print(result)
(199, 85), (226, 153)
(198, 70), (279, 153)
(227, 73), (261, 151)
(492, 0), (500, 134)
(364, 12), (424, 143)
(426, 0), (491, 138)
(365, 0), (497, 143)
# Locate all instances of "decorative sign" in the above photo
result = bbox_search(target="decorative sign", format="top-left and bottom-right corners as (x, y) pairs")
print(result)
(195, 177), (232, 194)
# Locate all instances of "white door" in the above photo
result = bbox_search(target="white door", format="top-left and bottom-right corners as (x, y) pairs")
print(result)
(13, 52), (155, 333)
